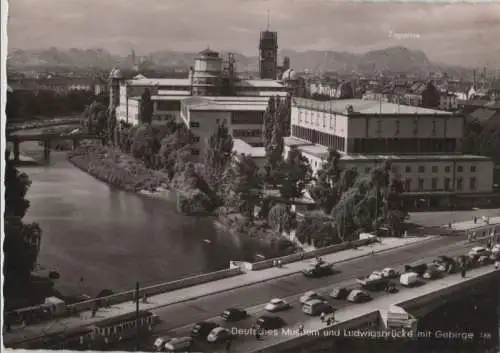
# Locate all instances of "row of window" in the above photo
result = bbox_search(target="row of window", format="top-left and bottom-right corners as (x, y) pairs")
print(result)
(297, 110), (339, 130)
(292, 125), (346, 152)
(351, 138), (457, 154)
(403, 165), (477, 174)
(233, 129), (262, 138)
(403, 177), (476, 192)
(156, 101), (181, 111)
(231, 111), (264, 125)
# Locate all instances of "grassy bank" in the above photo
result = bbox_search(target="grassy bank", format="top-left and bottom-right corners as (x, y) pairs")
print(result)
(68, 144), (170, 193)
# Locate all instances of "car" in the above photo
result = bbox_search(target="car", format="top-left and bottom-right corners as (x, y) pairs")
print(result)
(221, 308), (248, 321)
(491, 244), (500, 254)
(191, 322), (219, 340)
(302, 299), (335, 316)
(265, 298), (291, 312)
(164, 337), (193, 352)
(423, 265), (442, 279)
(477, 255), (494, 265)
(302, 262), (334, 278)
(468, 247), (490, 258)
(153, 336), (172, 351)
(207, 327), (232, 343)
(300, 291), (325, 304)
(330, 287), (352, 300)
(256, 315), (285, 330)
(347, 289), (372, 303)
(380, 267), (399, 279)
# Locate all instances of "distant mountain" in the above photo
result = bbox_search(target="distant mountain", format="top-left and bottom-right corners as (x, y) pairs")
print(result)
(7, 46), (462, 75)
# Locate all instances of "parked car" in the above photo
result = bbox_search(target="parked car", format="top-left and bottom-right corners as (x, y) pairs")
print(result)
(191, 322), (219, 340)
(356, 272), (389, 291)
(153, 336), (172, 351)
(423, 265), (442, 279)
(347, 290), (372, 303)
(221, 308), (248, 321)
(265, 298), (291, 312)
(302, 262), (334, 278)
(400, 272), (419, 286)
(330, 287), (352, 300)
(164, 337), (193, 352)
(477, 255), (494, 265)
(256, 315), (285, 330)
(404, 263), (428, 277)
(300, 291), (325, 304)
(491, 244), (500, 255)
(468, 247), (490, 258)
(207, 327), (232, 343)
(302, 299), (335, 316)
(380, 267), (400, 279)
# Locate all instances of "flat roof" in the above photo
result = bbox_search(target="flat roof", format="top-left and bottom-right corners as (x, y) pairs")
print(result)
(338, 153), (491, 162)
(292, 98), (454, 116)
(191, 104), (267, 112)
(157, 90), (191, 96)
(183, 96), (269, 111)
(235, 79), (285, 89)
(297, 144), (330, 159)
(127, 78), (190, 87)
(284, 136), (313, 147)
(233, 139), (266, 158)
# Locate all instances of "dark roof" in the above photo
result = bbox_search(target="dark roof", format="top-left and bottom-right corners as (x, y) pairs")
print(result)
(198, 48), (219, 57)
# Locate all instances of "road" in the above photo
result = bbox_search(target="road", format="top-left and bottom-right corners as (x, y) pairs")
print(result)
(409, 209), (500, 227)
(126, 235), (489, 352)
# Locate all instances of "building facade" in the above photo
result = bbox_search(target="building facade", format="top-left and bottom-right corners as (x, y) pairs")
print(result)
(285, 98), (493, 208)
(259, 30), (278, 79)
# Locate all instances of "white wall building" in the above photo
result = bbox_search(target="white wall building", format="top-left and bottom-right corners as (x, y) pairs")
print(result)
(285, 98), (493, 208)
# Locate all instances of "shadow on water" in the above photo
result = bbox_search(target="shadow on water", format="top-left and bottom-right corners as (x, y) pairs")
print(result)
(18, 142), (269, 297)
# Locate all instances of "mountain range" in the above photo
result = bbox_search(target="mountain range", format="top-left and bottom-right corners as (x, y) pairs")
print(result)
(7, 46), (468, 75)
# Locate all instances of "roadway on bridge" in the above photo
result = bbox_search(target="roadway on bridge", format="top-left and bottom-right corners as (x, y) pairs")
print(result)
(132, 235), (484, 352)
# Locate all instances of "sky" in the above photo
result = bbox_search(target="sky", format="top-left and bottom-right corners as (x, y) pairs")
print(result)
(6, 0), (500, 67)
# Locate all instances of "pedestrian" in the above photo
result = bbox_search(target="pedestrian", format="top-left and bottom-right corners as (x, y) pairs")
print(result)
(273, 259), (277, 267)
(473, 216), (477, 224)
(461, 266), (466, 278)
(277, 259), (282, 267)
(495, 260), (499, 269)
(300, 252), (304, 261)
(320, 312), (325, 322)
(326, 317), (332, 326)
(404, 230), (408, 238)
(226, 338), (232, 352)
(255, 329), (261, 340)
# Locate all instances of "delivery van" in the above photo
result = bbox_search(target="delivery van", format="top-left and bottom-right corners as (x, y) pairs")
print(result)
(400, 272), (419, 287)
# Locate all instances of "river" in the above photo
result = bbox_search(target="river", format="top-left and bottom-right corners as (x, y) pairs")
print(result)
(18, 142), (267, 297)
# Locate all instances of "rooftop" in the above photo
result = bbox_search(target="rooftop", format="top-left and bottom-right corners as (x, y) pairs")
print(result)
(182, 96), (269, 112)
(338, 153), (490, 162)
(233, 139), (266, 158)
(283, 136), (313, 147)
(127, 78), (190, 87)
(292, 98), (454, 116)
(235, 79), (285, 89)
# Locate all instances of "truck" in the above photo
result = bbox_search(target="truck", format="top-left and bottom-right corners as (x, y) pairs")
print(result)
(356, 272), (389, 291)
(400, 272), (419, 286)
(404, 263), (428, 277)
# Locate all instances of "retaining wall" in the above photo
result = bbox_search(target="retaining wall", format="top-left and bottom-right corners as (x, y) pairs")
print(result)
(249, 238), (374, 271)
(66, 267), (242, 312)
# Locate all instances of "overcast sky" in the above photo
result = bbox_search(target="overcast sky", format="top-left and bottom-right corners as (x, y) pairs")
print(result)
(7, 0), (500, 67)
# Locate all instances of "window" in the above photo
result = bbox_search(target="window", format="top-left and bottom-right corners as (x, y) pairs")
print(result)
(376, 120), (382, 135)
(405, 166), (411, 173)
(190, 121), (200, 128)
(469, 177), (476, 191)
(365, 167), (371, 174)
(404, 178), (412, 192)
(470, 165), (476, 173)
(444, 178), (451, 191)
(431, 178), (438, 190)
(457, 166), (463, 173)
(418, 166), (425, 173)
(192, 149), (200, 156)
(445, 166), (451, 173)
(395, 120), (400, 135)
(456, 177), (463, 191)
(432, 120), (437, 136)
(418, 179), (424, 192)
(193, 136), (200, 143)
(432, 166), (438, 173)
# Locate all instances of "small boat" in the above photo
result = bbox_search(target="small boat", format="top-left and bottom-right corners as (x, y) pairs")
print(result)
(203, 239), (212, 244)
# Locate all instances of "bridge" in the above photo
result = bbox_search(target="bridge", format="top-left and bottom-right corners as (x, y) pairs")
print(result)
(6, 127), (99, 163)
(3, 222), (499, 351)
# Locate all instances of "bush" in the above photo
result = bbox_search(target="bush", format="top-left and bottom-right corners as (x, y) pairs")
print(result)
(176, 189), (212, 215)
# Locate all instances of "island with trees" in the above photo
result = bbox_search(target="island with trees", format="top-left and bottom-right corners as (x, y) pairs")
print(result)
(66, 92), (408, 254)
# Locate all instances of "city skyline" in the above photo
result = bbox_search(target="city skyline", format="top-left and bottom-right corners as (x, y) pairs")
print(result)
(7, 0), (500, 68)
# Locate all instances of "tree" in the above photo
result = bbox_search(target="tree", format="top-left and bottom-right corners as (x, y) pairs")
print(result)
(268, 204), (295, 233)
(228, 154), (263, 221)
(107, 108), (117, 146)
(84, 101), (107, 135)
(263, 96), (277, 152)
(279, 146), (313, 203)
(139, 88), (154, 124)
(264, 97), (287, 184)
(157, 123), (196, 178)
(309, 149), (342, 213)
(3, 162), (42, 285)
(204, 121), (234, 193)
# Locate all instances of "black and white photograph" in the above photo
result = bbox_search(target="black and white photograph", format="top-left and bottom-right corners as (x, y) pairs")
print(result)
(2, 0), (500, 352)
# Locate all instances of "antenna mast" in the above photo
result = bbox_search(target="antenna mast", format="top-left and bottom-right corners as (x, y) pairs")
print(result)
(267, 9), (270, 30)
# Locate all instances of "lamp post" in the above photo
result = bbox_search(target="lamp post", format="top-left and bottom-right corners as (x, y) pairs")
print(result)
(135, 281), (140, 351)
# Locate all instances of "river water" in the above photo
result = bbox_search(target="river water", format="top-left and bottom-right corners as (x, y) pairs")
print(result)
(18, 142), (266, 297)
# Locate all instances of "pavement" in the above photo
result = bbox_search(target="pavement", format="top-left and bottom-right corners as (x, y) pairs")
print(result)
(447, 216), (500, 231)
(4, 216), (497, 348)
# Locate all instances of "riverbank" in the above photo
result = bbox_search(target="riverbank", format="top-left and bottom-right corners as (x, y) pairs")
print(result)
(67, 144), (171, 194)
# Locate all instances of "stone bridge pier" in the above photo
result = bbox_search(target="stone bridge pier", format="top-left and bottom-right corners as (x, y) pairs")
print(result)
(12, 140), (20, 162)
